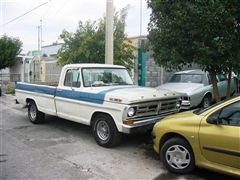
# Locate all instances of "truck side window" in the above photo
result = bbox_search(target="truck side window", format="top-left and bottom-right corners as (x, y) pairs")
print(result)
(64, 69), (81, 87)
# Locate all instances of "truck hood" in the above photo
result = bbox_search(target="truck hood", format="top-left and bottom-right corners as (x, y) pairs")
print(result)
(99, 86), (180, 104)
(157, 83), (204, 95)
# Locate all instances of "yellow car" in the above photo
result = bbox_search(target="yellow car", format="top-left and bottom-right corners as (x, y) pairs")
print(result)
(152, 96), (240, 177)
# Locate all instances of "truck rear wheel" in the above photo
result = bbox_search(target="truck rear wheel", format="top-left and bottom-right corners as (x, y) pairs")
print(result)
(92, 114), (121, 148)
(28, 101), (45, 124)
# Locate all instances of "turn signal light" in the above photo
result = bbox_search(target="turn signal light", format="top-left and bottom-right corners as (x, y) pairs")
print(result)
(122, 119), (134, 125)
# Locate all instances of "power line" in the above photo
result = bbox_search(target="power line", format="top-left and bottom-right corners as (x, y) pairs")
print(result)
(0, 0), (51, 27)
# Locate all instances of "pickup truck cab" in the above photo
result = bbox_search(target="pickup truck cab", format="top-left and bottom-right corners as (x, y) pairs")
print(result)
(16, 64), (180, 147)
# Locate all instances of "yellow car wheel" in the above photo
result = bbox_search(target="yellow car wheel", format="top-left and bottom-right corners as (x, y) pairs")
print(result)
(160, 137), (195, 174)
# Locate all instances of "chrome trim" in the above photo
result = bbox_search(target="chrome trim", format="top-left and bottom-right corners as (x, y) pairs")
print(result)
(129, 98), (179, 119)
(181, 100), (190, 105)
(181, 100), (191, 110)
(122, 110), (178, 134)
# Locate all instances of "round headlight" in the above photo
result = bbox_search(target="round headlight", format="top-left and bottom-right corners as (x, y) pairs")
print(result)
(127, 107), (136, 117)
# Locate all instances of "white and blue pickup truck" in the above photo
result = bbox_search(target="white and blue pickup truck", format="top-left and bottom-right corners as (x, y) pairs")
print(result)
(16, 64), (180, 147)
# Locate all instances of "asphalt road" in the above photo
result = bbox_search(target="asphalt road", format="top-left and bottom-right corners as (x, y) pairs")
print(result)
(0, 95), (238, 180)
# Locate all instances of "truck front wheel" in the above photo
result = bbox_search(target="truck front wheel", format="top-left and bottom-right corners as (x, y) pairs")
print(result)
(28, 101), (45, 124)
(92, 114), (121, 148)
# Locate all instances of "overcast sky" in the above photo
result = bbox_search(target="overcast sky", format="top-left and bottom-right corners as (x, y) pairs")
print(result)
(0, 0), (151, 53)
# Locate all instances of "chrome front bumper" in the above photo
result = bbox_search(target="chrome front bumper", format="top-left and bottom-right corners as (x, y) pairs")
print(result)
(122, 110), (178, 134)
(181, 100), (191, 110)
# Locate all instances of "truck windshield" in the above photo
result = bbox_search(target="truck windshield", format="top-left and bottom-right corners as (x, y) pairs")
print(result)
(82, 68), (134, 87)
(169, 74), (203, 84)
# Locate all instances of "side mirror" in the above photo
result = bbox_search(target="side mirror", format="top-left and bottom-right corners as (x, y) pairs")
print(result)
(206, 110), (221, 125)
(206, 116), (219, 125)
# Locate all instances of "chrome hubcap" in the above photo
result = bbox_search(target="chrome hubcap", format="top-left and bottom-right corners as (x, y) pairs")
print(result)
(30, 105), (37, 120)
(203, 98), (210, 108)
(166, 145), (190, 169)
(96, 121), (110, 141)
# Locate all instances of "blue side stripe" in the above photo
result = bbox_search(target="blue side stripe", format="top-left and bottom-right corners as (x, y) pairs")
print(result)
(16, 83), (134, 104)
(56, 89), (105, 104)
(16, 83), (56, 95)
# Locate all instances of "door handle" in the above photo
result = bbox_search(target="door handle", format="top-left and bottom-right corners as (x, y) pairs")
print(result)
(56, 89), (63, 92)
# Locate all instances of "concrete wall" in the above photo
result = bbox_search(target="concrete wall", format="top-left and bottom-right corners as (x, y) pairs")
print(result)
(9, 57), (23, 82)
(42, 59), (62, 82)
(145, 51), (202, 87)
(145, 53), (162, 87)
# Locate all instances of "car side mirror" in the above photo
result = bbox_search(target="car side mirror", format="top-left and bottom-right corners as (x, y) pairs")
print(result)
(207, 116), (219, 125)
(207, 110), (221, 125)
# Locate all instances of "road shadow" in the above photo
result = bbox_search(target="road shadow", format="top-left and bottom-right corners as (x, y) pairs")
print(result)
(44, 115), (153, 147)
(44, 115), (92, 134)
(154, 168), (239, 180)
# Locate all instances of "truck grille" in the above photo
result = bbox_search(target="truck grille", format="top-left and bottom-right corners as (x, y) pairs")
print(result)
(134, 98), (179, 118)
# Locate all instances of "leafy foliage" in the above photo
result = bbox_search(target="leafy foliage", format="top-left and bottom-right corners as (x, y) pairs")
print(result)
(148, 0), (240, 101)
(57, 7), (135, 70)
(0, 35), (22, 70)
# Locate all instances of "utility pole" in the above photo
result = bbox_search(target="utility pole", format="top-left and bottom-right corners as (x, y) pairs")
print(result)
(140, 0), (142, 36)
(35, 20), (42, 82)
(40, 19), (42, 51)
(0, 0), (3, 36)
(37, 25), (40, 51)
(37, 19), (42, 51)
(105, 0), (113, 64)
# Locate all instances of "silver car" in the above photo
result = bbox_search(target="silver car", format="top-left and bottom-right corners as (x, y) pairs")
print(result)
(157, 69), (235, 109)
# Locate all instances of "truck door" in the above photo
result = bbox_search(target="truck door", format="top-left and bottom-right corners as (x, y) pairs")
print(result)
(55, 68), (82, 122)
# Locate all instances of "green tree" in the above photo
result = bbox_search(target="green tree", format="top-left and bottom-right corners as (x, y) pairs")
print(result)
(0, 35), (22, 69)
(57, 7), (135, 70)
(148, 0), (240, 102)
